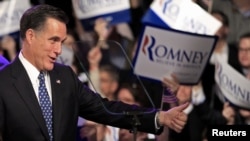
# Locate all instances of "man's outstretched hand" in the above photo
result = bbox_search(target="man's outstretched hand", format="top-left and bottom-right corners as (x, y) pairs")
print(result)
(158, 102), (189, 133)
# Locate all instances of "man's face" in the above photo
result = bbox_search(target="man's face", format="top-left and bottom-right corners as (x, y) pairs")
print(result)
(238, 37), (250, 68)
(29, 18), (67, 71)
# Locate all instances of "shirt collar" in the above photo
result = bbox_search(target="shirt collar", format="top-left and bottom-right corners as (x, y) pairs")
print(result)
(19, 52), (40, 84)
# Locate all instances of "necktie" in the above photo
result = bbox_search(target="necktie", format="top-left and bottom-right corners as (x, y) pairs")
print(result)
(38, 72), (53, 141)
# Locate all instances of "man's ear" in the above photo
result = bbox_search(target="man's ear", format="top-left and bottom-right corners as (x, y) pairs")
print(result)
(25, 29), (35, 44)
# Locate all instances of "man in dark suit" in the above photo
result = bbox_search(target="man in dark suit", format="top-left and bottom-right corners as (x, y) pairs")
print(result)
(0, 4), (189, 141)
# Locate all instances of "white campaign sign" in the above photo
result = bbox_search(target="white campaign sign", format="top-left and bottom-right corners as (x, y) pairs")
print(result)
(0, 0), (31, 36)
(133, 25), (216, 84)
(72, 0), (130, 19)
(215, 59), (250, 109)
(150, 0), (221, 35)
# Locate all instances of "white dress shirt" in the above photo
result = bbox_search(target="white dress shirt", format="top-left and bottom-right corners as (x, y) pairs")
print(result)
(19, 52), (52, 103)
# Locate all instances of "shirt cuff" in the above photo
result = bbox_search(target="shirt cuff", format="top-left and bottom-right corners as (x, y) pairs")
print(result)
(183, 103), (193, 114)
(155, 111), (163, 129)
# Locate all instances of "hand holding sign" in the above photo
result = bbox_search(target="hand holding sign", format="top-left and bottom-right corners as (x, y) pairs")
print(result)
(87, 46), (102, 70)
(222, 102), (235, 125)
(162, 73), (180, 95)
(94, 18), (113, 41)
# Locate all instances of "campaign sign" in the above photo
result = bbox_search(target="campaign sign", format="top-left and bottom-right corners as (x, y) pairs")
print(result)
(142, 0), (221, 35)
(215, 59), (250, 110)
(0, 0), (31, 37)
(133, 25), (217, 85)
(72, 0), (131, 30)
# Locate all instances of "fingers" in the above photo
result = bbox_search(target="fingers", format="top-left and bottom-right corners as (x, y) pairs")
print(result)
(163, 77), (177, 88)
(171, 120), (183, 133)
(94, 18), (110, 40)
(170, 104), (188, 132)
(175, 102), (189, 111)
(161, 103), (188, 133)
(163, 110), (188, 133)
(171, 113), (187, 133)
(223, 102), (235, 116)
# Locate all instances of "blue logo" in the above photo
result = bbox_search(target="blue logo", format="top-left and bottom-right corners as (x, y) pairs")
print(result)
(141, 34), (209, 64)
(159, 0), (207, 34)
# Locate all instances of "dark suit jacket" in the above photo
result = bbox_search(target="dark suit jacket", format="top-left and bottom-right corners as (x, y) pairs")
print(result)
(0, 58), (162, 141)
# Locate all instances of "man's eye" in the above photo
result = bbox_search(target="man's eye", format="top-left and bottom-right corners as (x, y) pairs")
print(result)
(50, 38), (58, 43)
(50, 40), (56, 44)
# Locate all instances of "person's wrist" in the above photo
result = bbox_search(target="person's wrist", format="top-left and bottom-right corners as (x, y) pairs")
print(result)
(156, 111), (164, 127)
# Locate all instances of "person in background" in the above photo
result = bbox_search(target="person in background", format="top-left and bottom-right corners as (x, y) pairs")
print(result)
(201, 10), (241, 110)
(81, 63), (121, 141)
(0, 35), (17, 62)
(237, 32), (250, 79)
(235, 32), (250, 125)
(212, 0), (250, 45)
(116, 83), (155, 141)
(82, 37), (137, 141)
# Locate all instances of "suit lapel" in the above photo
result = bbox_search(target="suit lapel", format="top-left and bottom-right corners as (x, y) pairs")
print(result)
(49, 68), (64, 141)
(11, 59), (50, 140)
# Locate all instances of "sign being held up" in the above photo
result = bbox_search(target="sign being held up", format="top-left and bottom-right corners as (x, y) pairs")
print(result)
(142, 0), (222, 35)
(0, 0), (31, 37)
(215, 59), (250, 110)
(133, 25), (217, 85)
(72, 0), (131, 30)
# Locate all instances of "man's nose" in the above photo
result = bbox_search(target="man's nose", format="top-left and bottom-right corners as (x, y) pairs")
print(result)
(54, 43), (62, 55)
